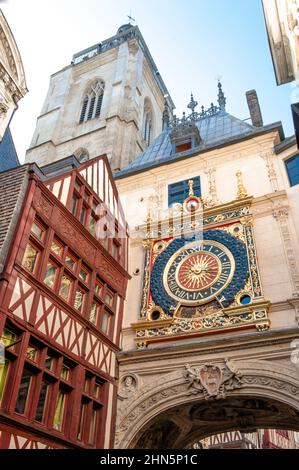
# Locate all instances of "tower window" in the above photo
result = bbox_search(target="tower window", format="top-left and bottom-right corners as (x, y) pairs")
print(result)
(168, 176), (201, 206)
(79, 99), (88, 124)
(285, 155), (299, 187)
(79, 80), (105, 124)
(143, 99), (154, 146)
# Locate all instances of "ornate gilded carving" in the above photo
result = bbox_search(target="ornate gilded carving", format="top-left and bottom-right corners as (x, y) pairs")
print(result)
(137, 195), (266, 344)
(204, 168), (220, 207)
(236, 170), (248, 199)
(134, 301), (270, 348)
(185, 359), (243, 399)
(243, 223), (263, 298)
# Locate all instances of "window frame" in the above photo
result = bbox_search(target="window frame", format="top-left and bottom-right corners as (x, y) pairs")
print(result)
(168, 176), (201, 207)
(285, 154), (299, 187)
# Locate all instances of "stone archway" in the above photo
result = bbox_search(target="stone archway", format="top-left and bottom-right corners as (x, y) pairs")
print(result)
(115, 359), (299, 448)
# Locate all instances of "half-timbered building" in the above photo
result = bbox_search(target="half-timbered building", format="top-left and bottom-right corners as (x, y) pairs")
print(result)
(0, 154), (129, 449)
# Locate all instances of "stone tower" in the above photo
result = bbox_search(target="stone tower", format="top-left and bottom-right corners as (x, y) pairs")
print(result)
(25, 24), (174, 171)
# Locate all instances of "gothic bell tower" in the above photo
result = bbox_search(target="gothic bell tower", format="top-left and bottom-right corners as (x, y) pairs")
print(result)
(25, 24), (174, 171)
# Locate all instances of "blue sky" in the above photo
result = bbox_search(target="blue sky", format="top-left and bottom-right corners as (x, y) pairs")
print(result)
(3, 0), (297, 161)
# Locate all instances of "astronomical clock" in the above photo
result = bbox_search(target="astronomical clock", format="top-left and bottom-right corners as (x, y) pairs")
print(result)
(133, 181), (270, 348)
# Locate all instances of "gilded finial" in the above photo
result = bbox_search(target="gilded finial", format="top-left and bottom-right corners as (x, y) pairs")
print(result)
(188, 179), (194, 197)
(236, 170), (248, 199)
(217, 80), (226, 110)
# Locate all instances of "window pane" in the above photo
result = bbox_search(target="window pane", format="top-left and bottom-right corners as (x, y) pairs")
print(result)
(31, 222), (44, 240)
(71, 195), (79, 215)
(80, 206), (87, 225)
(15, 369), (33, 414)
(88, 407), (97, 444)
(26, 346), (37, 361)
(2, 327), (18, 348)
(94, 379), (102, 399)
(60, 364), (70, 381)
(44, 262), (57, 288)
(87, 96), (96, 120)
(286, 155), (299, 187)
(90, 302), (99, 325)
(77, 401), (87, 440)
(59, 276), (72, 302)
(79, 98), (88, 123)
(53, 389), (66, 430)
(0, 359), (9, 402)
(94, 282), (103, 296)
(101, 311), (110, 334)
(79, 267), (89, 283)
(66, 255), (76, 270)
(51, 241), (63, 257)
(104, 291), (113, 307)
(45, 354), (54, 371)
(89, 216), (96, 236)
(84, 377), (90, 394)
(83, 191), (90, 202)
(168, 176), (201, 206)
(74, 181), (81, 192)
(78, 153), (89, 163)
(95, 93), (103, 118)
(35, 381), (48, 422)
(74, 289), (84, 312)
(22, 244), (39, 273)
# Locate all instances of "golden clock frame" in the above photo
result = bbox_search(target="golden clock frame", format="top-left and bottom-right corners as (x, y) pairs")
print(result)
(134, 196), (270, 349)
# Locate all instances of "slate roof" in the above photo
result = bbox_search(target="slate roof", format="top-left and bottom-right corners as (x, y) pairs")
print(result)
(0, 165), (30, 272)
(115, 111), (284, 179)
(0, 127), (20, 172)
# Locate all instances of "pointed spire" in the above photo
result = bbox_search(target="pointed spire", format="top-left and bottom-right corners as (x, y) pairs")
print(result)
(217, 80), (226, 110)
(162, 98), (170, 130)
(187, 93), (198, 115)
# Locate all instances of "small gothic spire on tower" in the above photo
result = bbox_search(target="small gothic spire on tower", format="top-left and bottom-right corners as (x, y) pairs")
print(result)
(187, 93), (198, 118)
(162, 98), (170, 130)
(217, 80), (226, 110)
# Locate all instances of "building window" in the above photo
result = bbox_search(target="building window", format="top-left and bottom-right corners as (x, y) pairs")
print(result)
(0, 324), (21, 405)
(15, 368), (33, 414)
(175, 141), (192, 153)
(53, 388), (66, 430)
(35, 381), (49, 422)
(168, 176), (201, 206)
(0, 359), (9, 403)
(78, 372), (104, 446)
(59, 275), (72, 302)
(285, 155), (299, 187)
(22, 243), (40, 273)
(31, 221), (45, 240)
(44, 261), (58, 289)
(79, 80), (105, 123)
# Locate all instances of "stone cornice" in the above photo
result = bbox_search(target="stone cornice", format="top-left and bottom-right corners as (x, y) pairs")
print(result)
(117, 326), (299, 364)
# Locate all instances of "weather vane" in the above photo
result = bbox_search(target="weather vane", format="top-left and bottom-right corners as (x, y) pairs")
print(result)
(127, 11), (136, 25)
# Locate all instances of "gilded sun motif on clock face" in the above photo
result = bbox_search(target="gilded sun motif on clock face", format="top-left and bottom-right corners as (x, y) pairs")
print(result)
(163, 240), (235, 306)
(176, 252), (221, 291)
